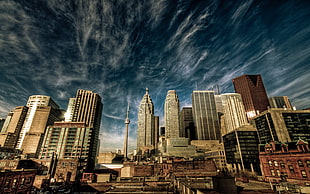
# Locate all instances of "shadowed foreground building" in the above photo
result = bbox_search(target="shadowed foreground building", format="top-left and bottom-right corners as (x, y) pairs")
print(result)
(223, 124), (260, 173)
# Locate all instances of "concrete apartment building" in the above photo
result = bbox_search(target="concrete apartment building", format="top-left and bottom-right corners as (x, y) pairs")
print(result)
(40, 89), (103, 171)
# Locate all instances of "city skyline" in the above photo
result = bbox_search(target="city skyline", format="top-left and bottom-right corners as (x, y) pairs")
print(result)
(1, 1), (310, 152)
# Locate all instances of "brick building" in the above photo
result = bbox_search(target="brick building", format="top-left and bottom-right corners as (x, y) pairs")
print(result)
(259, 140), (310, 185)
(0, 169), (36, 194)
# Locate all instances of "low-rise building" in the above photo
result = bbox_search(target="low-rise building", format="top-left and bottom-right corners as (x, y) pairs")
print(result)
(259, 140), (310, 185)
(0, 169), (36, 194)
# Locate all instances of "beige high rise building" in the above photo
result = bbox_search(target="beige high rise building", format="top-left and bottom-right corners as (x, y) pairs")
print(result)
(137, 88), (158, 153)
(221, 93), (248, 135)
(164, 90), (180, 138)
(40, 89), (103, 171)
(16, 95), (63, 157)
(192, 91), (221, 140)
(0, 106), (28, 148)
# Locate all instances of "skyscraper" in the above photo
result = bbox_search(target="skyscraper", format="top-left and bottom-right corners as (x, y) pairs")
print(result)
(16, 95), (63, 157)
(221, 93), (248, 135)
(71, 90), (103, 130)
(192, 91), (221, 140)
(0, 106), (28, 148)
(137, 88), (157, 153)
(269, 96), (293, 110)
(67, 89), (102, 165)
(180, 107), (195, 140)
(164, 90), (180, 138)
(232, 74), (270, 120)
(40, 89), (103, 171)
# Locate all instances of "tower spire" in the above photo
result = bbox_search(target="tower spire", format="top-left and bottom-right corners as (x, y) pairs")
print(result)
(123, 102), (130, 160)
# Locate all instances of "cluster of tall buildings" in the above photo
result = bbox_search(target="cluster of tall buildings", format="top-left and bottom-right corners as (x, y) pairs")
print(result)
(135, 74), (310, 178)
(0, 89), (102, 171)
(0, 74), (309, 186)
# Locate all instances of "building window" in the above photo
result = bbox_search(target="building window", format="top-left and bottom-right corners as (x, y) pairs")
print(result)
(25, 177), (32, 185)
(274, 161), (279, 167)
(298, 160), (304, 167)
(301, 170), (307, 178)
(276, 169), (280, 177)
(280, 161), (285, 169)
(307, 161), (310, 168)
(270, 169), (275, 176)
(12, 178), (18, 188)
(268, 160), (273, 167)
(288, 165), (295, 173)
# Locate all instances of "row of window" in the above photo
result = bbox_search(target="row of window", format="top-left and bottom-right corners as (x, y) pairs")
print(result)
(270, 169), (308, 178)
(268, 160), (310, 168)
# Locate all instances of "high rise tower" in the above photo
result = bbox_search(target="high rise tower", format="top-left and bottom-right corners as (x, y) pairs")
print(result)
(16, 95), (63, 157)
(0, 106), (28, 148)
(123, 103), (130, 159)
(180, 107), (195, 140)
(164, 90), (180, 138)
(137, 88), (156, 153)
(192, 91), (221, 140)
(41, 89), (103, 171)
(71, 90), (103, 130)
(221, 93), (248, 135)
(232, 74), (270, 120)
(69, 89), (102, 165)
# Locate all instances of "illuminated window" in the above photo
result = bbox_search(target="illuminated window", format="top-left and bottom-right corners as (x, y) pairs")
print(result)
(298, 160), (304, 167)
(270, 169), (275, 176)
(280, 161), (285, 169)
(274, 161), (279, 167)
(276, 169), (280, 177)
(307, 161), (310, 167)
(288, 165), (295, 173)
(301, 170), (307, 178)
(268, 160), (273, 167)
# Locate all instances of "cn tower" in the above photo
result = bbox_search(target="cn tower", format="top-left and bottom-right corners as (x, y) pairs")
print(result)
(123, 103), (130, 159)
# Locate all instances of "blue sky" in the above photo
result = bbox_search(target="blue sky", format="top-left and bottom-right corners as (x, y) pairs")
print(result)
(1, 0), (309, 153)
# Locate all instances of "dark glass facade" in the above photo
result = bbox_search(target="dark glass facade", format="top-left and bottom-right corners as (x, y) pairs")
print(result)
(223, 129), (260, 173)
(283, 113), (310, 141)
